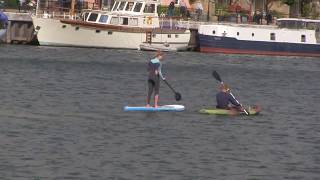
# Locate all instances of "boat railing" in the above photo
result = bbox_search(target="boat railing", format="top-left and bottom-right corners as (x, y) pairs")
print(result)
(159, 17), (189, 30)
(35, 0), (99, 20)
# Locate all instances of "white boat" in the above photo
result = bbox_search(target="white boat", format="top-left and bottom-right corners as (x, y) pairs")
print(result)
(198, 18), (320, 57)
(139, 42), (188, 51)
(32, 0), (191, 51)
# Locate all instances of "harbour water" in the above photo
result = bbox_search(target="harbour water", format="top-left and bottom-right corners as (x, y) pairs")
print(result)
(0, 44), (320, 179)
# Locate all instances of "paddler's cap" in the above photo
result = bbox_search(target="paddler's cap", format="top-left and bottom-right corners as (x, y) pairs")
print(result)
(155, 50), (164, 57)
(220, 84), (230, 91)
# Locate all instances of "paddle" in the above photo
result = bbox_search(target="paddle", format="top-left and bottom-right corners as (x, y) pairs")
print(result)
(212, 70), (249, 115)
(163, 79), (182, 101)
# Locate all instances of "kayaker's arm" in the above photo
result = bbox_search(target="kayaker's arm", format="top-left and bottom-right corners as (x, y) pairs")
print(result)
(159, 63), (165, 80)
(228, 93), (241, 107)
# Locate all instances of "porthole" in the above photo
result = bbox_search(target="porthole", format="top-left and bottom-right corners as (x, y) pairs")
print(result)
(301, 35), (306, 42)
(237, 32), (239, 36)
(252, 33), (254, 37)
(270, 33), (276, 40)
(75, 27), (79, 31)
(108, 31), (113, 35)
(62, 25), (66, 28)
(96, 30), (101, 33)
(212, 30), (216, 34)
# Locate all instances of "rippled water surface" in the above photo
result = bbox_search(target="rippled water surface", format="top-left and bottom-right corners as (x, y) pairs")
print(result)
(0, 44), (320, 179)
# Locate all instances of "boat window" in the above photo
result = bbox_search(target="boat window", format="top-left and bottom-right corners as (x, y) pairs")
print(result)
(96, 30), (101, 33)
(270, 33), (276, 40)
(129, 18), (138, 26)
(62, 25), (66, 28)
(251, 33), (254, 37)
(212, 30), (215, 34)
(88, 13), (98, 22)
(99, 15), (108, 23)
(118, 2), (126, 11)
(110, 17), (119, 25)
(144, 4), (155, 13)
(75, 26), (79, 30)
(125, 2), (134, 11)
(108, 31), (113, 35)
(134, 3), (143, 12)
(111, 1), (119, 11)
(83, 12), (89, 21)
(121, 17), (129, 25)
(175, 34), (179, 38)
(301, 35), (306, 42)
(152, 33), (156, 38)
(168, 34), (171, 38)
(306, 22), (317, 30)
(279, 20), (304, 29)
(237, 32), (239, 36)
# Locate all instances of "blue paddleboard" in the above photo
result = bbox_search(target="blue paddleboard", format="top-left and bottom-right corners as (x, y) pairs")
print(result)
(124, 105), (185, 112)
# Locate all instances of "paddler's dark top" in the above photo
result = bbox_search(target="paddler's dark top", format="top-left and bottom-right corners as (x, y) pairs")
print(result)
(216, 91), (240, 109)
(148, 58), (164, 81)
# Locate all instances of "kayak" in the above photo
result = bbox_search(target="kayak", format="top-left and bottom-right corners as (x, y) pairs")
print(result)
(124, 105), (185, 112)
(199, 105), (261, 116)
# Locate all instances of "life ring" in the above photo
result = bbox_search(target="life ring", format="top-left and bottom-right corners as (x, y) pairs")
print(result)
(146, 17), (152, 25)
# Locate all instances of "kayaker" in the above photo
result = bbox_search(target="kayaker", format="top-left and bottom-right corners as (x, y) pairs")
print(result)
(216, 84), (243, 110)
(146, 51), (165, 108)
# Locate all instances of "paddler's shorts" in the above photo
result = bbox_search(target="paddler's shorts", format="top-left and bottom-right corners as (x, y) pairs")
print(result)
(148, 78), (160, 95)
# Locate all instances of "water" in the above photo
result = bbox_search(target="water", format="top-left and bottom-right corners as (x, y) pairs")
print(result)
(0, 44), (320, 179)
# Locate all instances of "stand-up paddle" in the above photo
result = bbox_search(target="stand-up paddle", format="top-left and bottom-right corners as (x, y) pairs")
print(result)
(163, 79), (182, 101)
(212, 71), (249, 115)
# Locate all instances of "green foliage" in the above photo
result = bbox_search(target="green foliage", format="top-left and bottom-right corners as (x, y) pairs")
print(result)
(281, 0), (295, 6)
(215, 4), (229, 16)
(158, 5), (181, 16)
(301, 3), (311, 17)
(5, 0), (19, 8)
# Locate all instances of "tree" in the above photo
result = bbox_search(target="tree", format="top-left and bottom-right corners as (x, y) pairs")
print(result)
(282, 0), (300, 17)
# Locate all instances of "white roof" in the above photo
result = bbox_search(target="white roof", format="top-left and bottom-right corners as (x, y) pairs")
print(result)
(277, 18), (320, 23)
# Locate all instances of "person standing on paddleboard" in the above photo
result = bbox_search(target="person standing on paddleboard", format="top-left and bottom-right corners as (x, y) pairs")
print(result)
(146, 51), (165, 108)
(216, 84), (243, 111)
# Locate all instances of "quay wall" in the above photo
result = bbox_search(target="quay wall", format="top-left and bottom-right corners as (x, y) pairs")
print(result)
(1, 12), (37, 44)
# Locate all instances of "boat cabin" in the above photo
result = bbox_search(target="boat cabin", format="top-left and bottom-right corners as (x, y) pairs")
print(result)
(81, 0), (160, 27)
(277, 18), (320, 43)
(277, 18), (320, 30)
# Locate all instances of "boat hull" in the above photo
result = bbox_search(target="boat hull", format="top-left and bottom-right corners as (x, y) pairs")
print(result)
(199, 105), (261, 116)
(199, 34), (320, 57)
(32, 17), (190, 50)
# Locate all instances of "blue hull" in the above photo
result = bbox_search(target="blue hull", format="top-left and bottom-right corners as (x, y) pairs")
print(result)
(199, 34), (320, 57)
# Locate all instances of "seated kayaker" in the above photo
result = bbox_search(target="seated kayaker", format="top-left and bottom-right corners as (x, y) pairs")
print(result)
(216, 84), (242, 110)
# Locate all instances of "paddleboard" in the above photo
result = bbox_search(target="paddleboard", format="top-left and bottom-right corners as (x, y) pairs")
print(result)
(124, 105), (185, 112)
(199, 105), (261, 116)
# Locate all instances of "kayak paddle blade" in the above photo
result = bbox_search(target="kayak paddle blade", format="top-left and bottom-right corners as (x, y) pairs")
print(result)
(175, 92), (182, 101)
(212, 70), (222, 82)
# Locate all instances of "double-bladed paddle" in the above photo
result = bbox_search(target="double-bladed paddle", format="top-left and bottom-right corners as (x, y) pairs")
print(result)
(212, 71), (249, 115)
(163, 79), (182, 101)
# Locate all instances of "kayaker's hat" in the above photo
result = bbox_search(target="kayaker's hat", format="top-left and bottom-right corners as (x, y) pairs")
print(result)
(220, 84), (230, 91)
